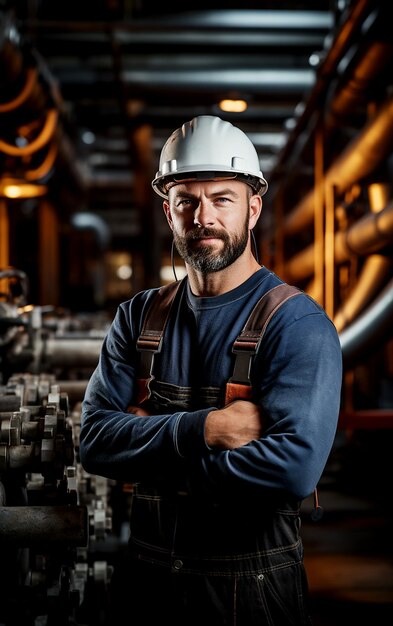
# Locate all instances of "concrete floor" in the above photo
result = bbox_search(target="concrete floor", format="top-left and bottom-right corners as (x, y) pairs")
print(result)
(301, 443), (393, 625)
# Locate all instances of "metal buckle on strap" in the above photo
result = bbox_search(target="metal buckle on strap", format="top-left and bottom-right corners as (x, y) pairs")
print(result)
(136, 279), (185, 381)
(228, 334), (260, 385)
(136, 331), (164, 379)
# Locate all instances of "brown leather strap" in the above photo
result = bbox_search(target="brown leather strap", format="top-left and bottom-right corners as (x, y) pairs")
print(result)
(228, 283), (302, 388)
(136, 278), (184, 403)
(232, 283), (301, 355)
(225, 382), (253, 404)
(136, 279), (183, 353)
(136, 280), (302, 405)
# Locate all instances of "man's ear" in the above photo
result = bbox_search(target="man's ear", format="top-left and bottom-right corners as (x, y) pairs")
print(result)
(249, 194), (262, 229)
(163, 200), (174, 230)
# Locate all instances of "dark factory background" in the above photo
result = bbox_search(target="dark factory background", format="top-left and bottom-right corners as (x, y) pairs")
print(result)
(0, 1), (392, 625)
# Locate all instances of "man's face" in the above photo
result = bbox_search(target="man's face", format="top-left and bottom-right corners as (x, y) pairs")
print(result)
(163, 180), (260, 273)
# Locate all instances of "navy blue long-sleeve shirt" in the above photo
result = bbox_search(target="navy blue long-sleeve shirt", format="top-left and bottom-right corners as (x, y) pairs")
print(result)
(80, 267), (342, 502)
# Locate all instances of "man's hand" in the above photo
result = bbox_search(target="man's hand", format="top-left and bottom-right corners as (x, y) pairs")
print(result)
(127, 405), (150, 416)
(204, 400), (265, 450)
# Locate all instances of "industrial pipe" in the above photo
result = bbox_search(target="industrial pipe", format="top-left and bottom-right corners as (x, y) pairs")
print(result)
(333, 182), (393, 332)
(340, 277), (393, 367)
(43, 336), (102, 369)
(0, 505), (88, 546)
(285, 199), (393, 282)
(271, 0), (376, 177)
(283, 95), (393, 236)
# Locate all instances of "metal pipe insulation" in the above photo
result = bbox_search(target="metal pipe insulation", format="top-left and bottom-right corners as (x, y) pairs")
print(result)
(285, 199), (393, 282)
(326, 40), (393, 129)
(43, 336), (102, 369)
(333, 182), (392, 332)
(271, 0), (376, 177)
(334, 256), (392, 333)
(283, 95), (393, 236)
(0, 505), (88, 546)
(337, 202), (393, 257)
(340, 277), (393, 367)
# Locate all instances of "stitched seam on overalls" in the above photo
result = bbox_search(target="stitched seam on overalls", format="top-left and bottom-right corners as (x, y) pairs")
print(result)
(173, 412), (186, 457)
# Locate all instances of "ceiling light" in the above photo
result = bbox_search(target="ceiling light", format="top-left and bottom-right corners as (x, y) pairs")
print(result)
(218, 99), (248, 113)
(116, 264), (133, 280)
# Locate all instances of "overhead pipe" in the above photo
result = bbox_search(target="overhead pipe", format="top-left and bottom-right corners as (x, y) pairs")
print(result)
(340, 193), (393, 256)
(22, 10), (333, 33)
(271, 0), (376, 179)
(334, 255), (391, 332)
(0, 15), (84, 192)
(334, 182), (392, 332)
(340, 277), (393, 367)
(268, 4), (393, 248)
(0, 67), (38, 114)
(283, 95), (393, 236)
(0, 19), (49, 122)
(278, 19), (393, 335)
(285, 197), (393, 282)
(325, 40), (393, 130)
(0, 108), (58, 156)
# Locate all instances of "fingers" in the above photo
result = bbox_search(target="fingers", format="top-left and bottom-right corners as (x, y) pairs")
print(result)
(126, 405), (150, 416)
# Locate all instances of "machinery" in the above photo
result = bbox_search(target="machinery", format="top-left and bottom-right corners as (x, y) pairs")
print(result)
(0, 269), (118, 626)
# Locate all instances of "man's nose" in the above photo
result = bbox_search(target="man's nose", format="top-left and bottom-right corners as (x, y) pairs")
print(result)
(193, 201), (216, 227)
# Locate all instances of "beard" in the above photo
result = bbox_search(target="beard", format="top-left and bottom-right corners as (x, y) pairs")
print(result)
(173, 216), (249, 273)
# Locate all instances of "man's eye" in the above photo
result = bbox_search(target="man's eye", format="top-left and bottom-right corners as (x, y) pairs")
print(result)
(177, 199), (193, 208)
(215, 197), (230, 204)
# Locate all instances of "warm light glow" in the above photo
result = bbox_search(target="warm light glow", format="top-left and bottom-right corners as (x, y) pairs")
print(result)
(160, 265), (187, 282)
(18, 304), (34, 313)
(218, 99), (248, 113)
(3, 185), (22, 198)
(116, 264), (133, 280)
(0, 178), (48, 199)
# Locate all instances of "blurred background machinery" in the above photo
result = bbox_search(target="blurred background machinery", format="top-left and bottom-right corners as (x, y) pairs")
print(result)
(0, 270), (121, 625)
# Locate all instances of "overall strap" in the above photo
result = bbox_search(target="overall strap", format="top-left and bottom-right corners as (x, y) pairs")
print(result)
(224, 282), (322, 520)
(136, 278), (184, 404)
(136, 279), (302, 405)
(225, 283), (301, 404)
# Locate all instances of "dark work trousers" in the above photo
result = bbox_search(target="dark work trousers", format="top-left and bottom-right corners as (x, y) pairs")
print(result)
(107, 381), (313, 626)
(108, 537), (312, 625)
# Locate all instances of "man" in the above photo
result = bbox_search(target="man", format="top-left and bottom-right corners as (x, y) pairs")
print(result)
(80, 115), (342, 625)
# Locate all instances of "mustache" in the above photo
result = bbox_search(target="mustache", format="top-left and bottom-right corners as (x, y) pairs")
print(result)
(186, 227), (227, 242)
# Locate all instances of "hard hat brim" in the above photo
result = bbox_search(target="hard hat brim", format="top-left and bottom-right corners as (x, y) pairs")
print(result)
(152, 170), (268, 199)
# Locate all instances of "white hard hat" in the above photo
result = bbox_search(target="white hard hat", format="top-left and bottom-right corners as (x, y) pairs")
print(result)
(152, 115), (268, 199)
